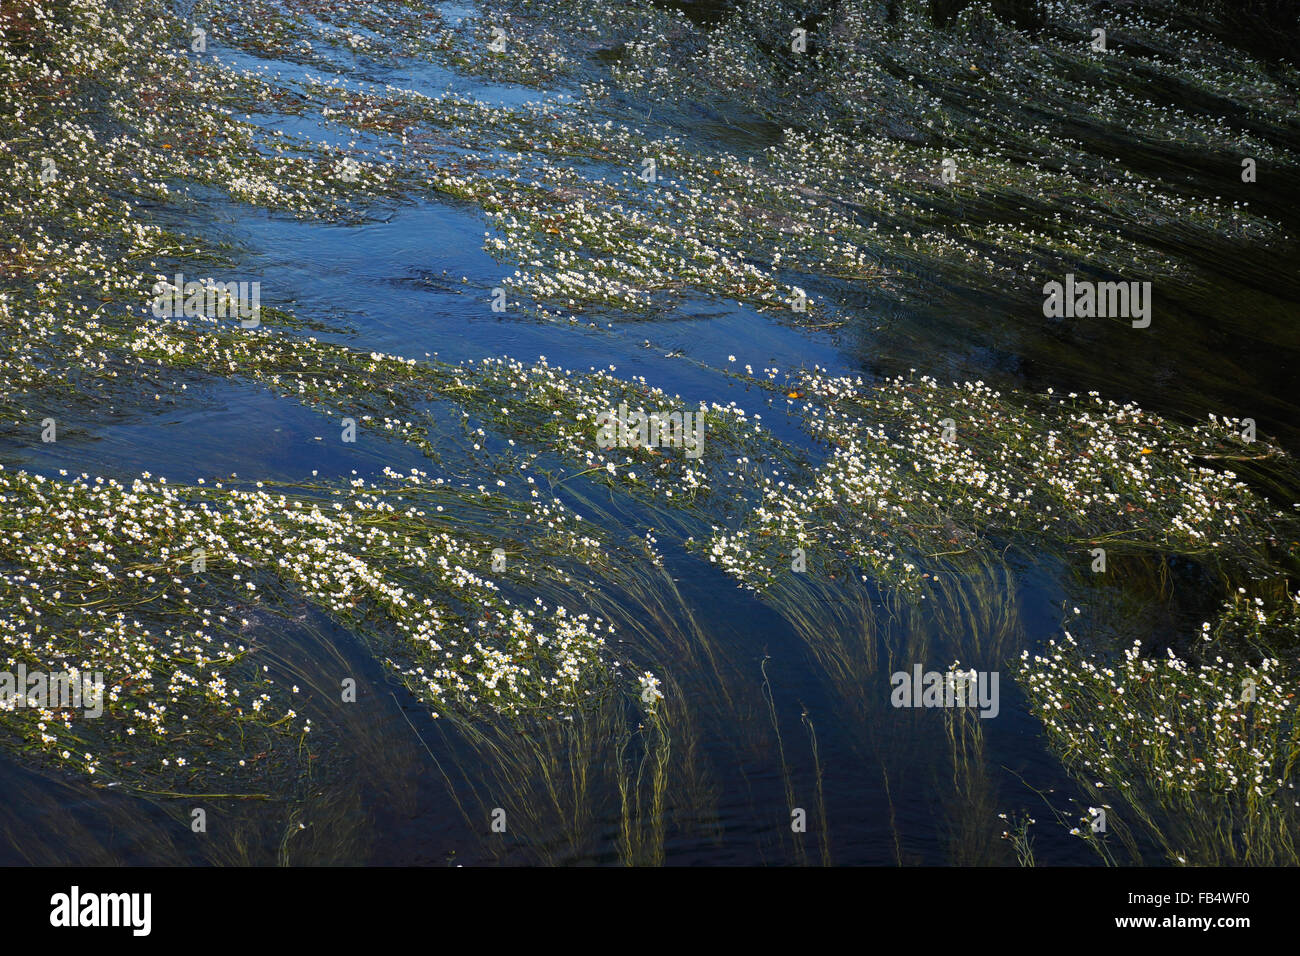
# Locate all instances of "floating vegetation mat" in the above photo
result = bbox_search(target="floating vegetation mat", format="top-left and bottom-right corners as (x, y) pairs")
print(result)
(706, 369), (1297, 594)
(1020, 592), (1300, 865)
(0, 464), (653, 785)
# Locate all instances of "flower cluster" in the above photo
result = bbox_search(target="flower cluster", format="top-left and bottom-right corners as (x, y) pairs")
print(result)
(1019, 591), (1300, 863)
(708, 369), (1293, 593)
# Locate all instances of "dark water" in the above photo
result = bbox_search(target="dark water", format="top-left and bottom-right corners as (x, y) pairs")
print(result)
(2, 0), (1297, 865)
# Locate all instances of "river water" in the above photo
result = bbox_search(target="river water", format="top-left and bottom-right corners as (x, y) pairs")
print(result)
(1, 0), (1297, 865)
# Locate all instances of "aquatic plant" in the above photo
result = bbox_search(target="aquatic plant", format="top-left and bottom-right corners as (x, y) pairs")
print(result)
(1020, 592), (1300, 865)
(706, 367), (1296, 595)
